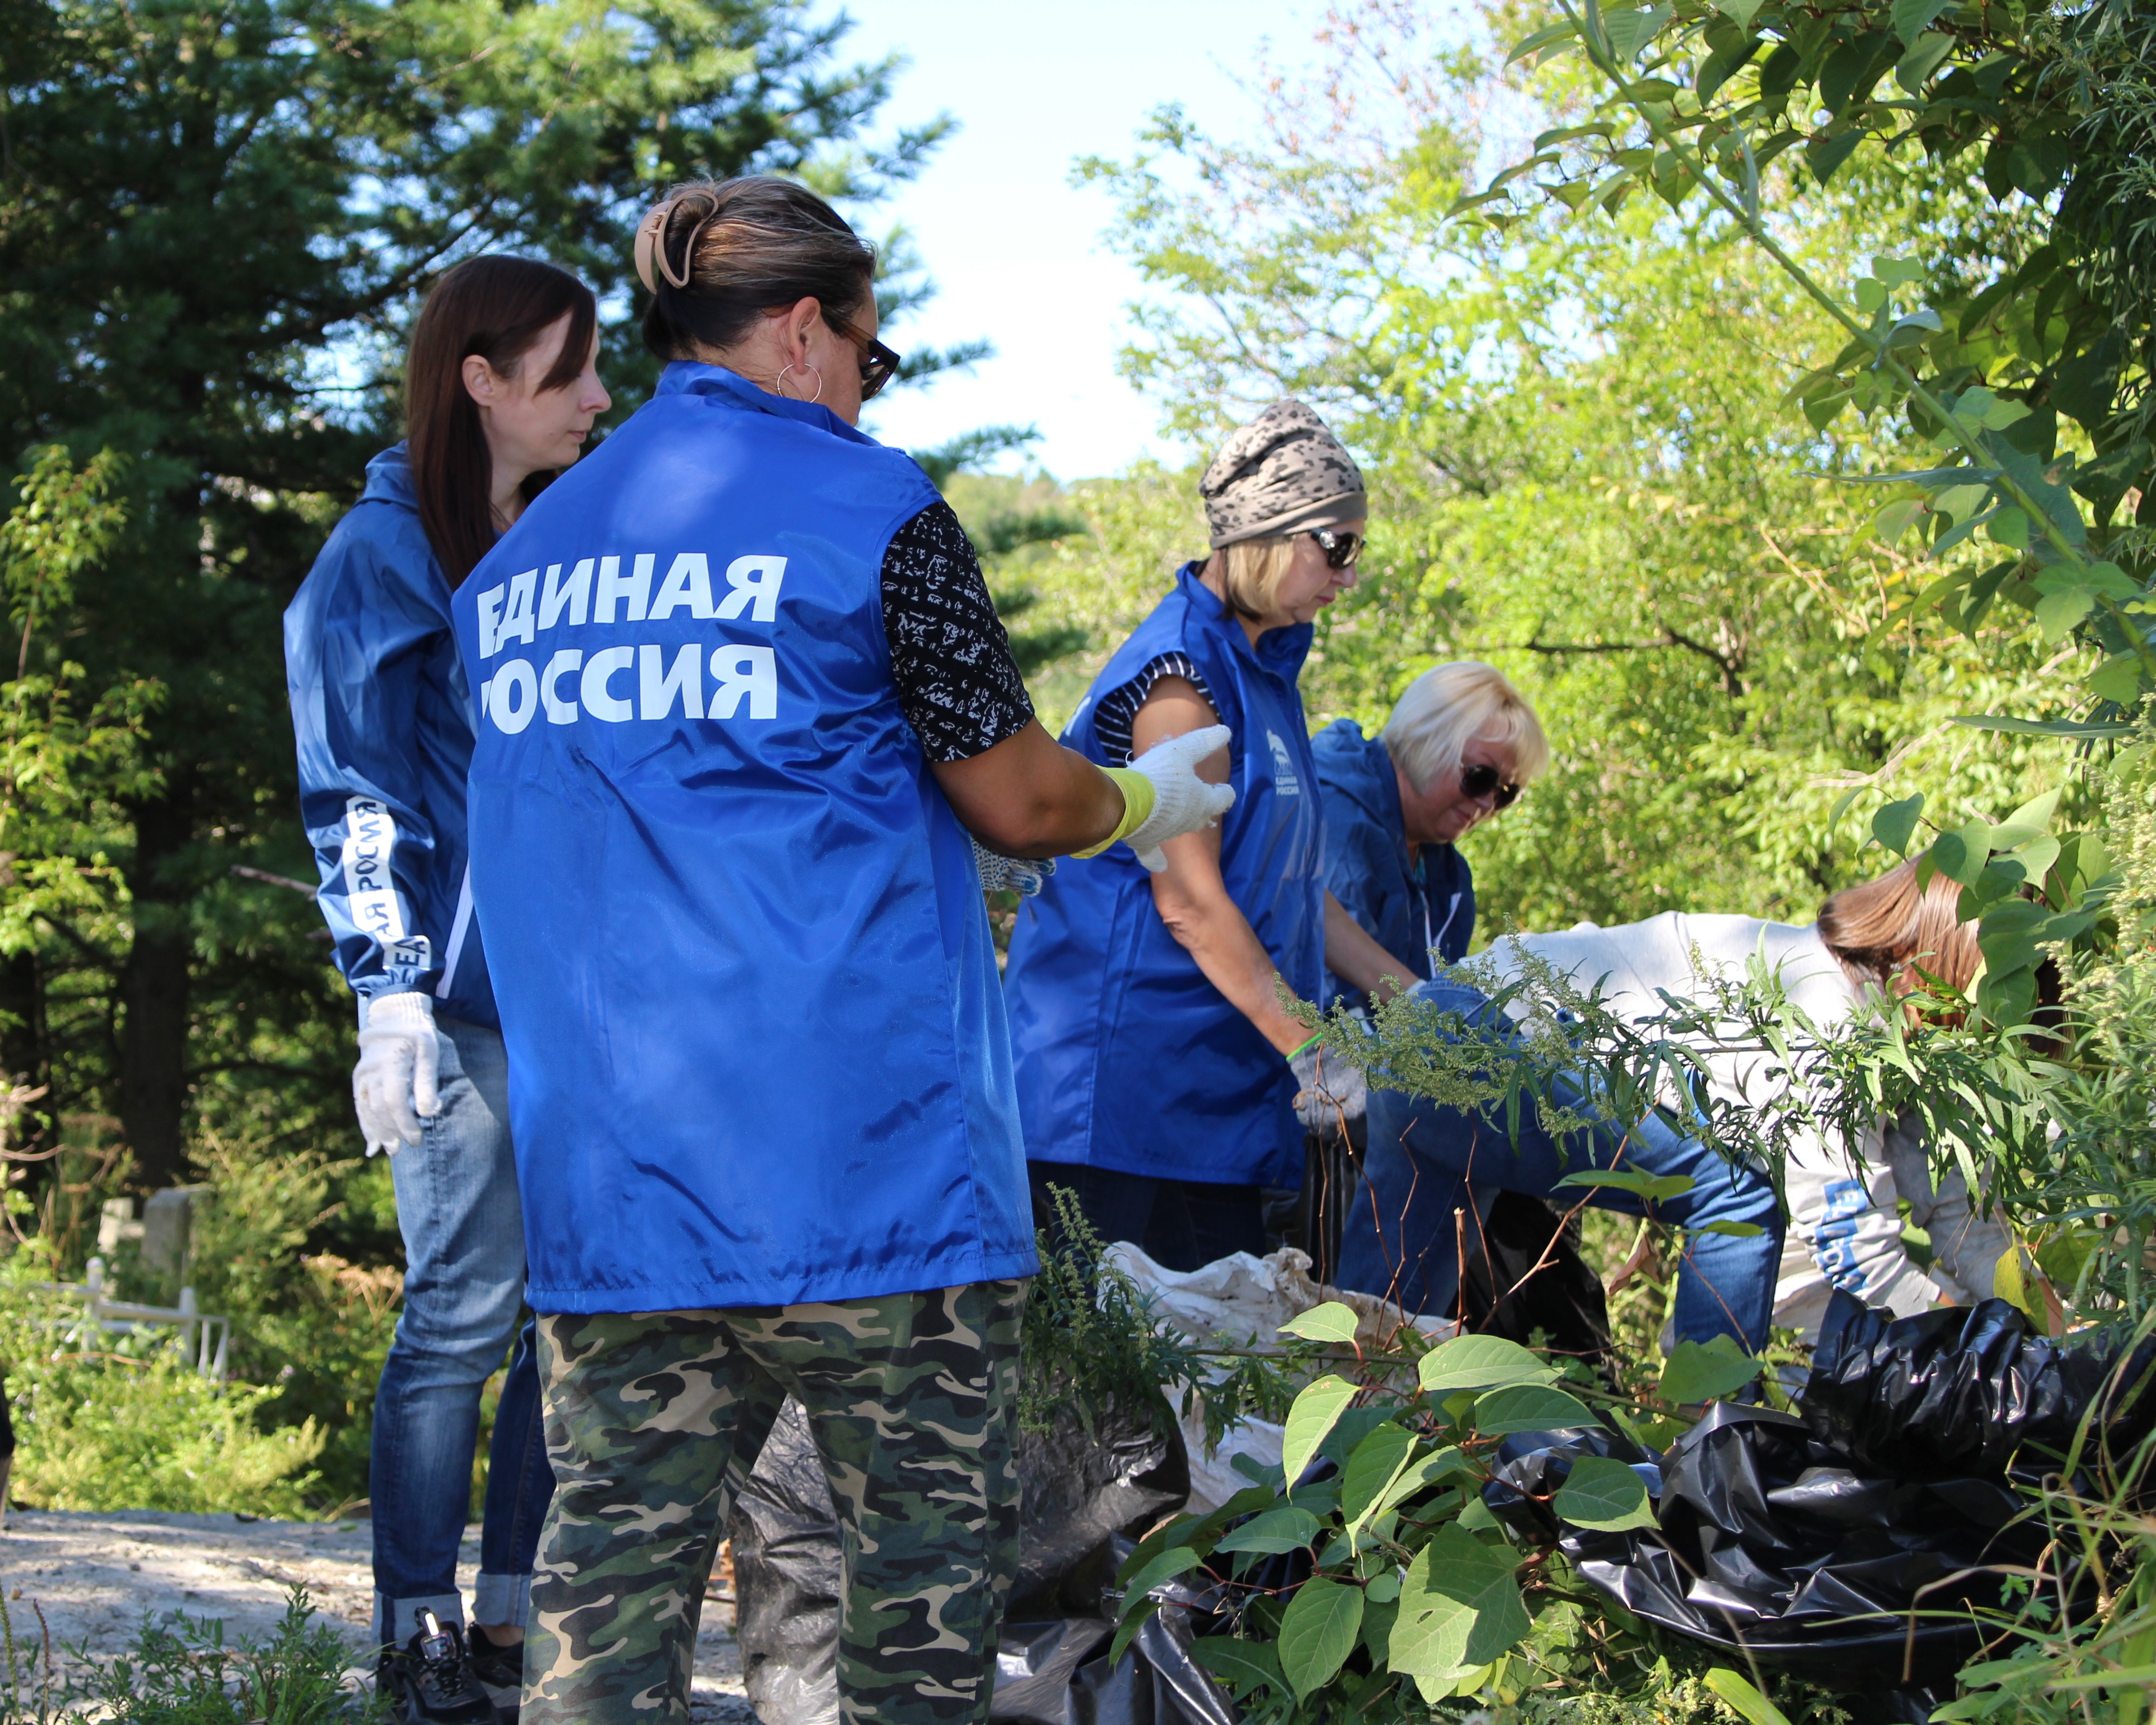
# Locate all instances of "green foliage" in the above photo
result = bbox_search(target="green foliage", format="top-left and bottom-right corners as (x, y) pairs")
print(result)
(1287, 725), (2156, 1708)
(10, 1356), (323, 1519)
(1704, 1669), (1794, 1725)
(1112, 1328), (1783, 1725)
(1552, 1454), (1659, 1531)
(1658, 1335), (1766, 1404)
(0, 453), (158, 1154)
(1020, 1183), (1303, 1442)
(180, 1135), (403, 1508)
(1464, 0), (2156, 740)
(0, 1119), (407, 1515)
(948, 466), (1205, 732)
(1061, 10), (2156, 1698)
(1036, 17), (2080, 936)
(1983, 721), (2156, 1321)
(0, 1259), (325, 1517)
(17, 1586), (380, 1723)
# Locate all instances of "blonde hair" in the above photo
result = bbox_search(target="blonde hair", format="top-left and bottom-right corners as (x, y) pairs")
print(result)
(1209, 535), (1303, 620)
(1380, 662), (1550, 794)
(1816, 859), (1979, 997)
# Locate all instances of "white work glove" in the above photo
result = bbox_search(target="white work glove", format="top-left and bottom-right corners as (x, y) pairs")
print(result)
(1291, 1042), (1368, 1132)
(353, 991), (442, 1156)
(972, 838), (1056, 899)
(1123, 724), (1238, 873)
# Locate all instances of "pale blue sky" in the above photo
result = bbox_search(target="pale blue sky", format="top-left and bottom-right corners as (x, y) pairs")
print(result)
(835, 0), (1327, 480)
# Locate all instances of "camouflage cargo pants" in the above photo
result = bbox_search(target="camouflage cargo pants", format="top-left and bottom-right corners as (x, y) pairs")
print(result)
(522, 1280), (1026, 1725)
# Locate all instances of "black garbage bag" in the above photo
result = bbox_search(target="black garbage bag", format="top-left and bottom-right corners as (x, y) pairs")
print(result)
(1480, 1421), (1660, 1548)
(1802, 1292), (2156, 1481)
(1483, 1290), (2156, 1691)
(1486, 1404), (2040, 1686)
(997, 1537), (1237, 1725)
(1007, 1397), (1191, 1621)
(730, 1393), (1225, 1725)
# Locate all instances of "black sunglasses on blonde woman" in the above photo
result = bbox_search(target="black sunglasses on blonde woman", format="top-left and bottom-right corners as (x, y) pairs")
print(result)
(1460, 762), (1521, 809)
(1309, 527), (1363, 569)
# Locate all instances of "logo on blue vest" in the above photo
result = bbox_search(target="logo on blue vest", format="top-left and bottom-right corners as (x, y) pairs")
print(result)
(1266, 730), (1302, 796)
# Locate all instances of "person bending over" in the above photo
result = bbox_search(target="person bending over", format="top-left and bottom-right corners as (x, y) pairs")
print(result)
(1332, 971), (1785, 1352)
(1469, 859), (2011, 1334)
(1300, 661), (1547, 1274)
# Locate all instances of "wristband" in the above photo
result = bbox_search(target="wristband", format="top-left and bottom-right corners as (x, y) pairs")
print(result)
(1287, 1032), (1325, 1060)
(1073, 768), (1158, 860)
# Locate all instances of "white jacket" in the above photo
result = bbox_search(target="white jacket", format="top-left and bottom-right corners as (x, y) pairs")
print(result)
(1479, 914), (2001, 1333)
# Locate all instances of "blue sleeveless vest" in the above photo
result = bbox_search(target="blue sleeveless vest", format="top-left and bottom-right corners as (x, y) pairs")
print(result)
(1004, 566), (1325, 1188)
(451, 362), (1036, 1313)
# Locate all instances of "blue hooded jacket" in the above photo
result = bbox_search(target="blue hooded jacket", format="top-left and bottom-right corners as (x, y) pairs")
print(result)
(1313, 718), (1473, 1010)
(452, 362), (1035, 1313)
(284, 445), (496, 1028)
(1005, 566), (1325, 1189)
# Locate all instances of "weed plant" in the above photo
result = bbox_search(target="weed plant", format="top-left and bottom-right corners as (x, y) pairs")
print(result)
(0, 1585), (382, 1723)
(0, 1253), (325, 1516)
(1022, 1185), (1305, 1444)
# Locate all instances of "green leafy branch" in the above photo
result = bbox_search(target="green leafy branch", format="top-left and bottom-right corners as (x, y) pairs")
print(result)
(1527, 0), (2149, 688)
(1109, 1324), (1783, 1719)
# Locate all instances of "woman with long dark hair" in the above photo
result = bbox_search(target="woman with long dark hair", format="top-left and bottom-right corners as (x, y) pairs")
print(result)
(285, 255), (609, 1725)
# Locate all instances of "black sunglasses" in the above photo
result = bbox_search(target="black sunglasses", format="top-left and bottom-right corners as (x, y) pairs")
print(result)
(1460, 762), (1522, 810)
(832, 316), (902, 402)
(1308, 528), (1363, 570)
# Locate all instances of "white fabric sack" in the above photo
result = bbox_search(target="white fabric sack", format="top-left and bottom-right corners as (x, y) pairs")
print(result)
(1106, 1243), (1452, 1511)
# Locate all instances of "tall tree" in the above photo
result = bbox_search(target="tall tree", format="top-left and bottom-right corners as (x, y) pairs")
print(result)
(0, 0), (944, 1180)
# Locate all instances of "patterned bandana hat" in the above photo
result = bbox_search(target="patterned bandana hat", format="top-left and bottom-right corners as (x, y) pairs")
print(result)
(1199, 398), (1367, 549)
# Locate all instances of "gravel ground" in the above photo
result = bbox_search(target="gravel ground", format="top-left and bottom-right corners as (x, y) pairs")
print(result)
(0, 1508), (753, 1720)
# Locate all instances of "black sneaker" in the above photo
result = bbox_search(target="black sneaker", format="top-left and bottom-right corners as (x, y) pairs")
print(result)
(379, 1609), (499, 1724)
(466, 1624), (525, 1692)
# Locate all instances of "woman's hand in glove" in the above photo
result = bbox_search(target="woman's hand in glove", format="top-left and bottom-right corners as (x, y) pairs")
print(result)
(972, 838), (1056, 898)
(353, 991), (443, 1156)
(1291, 1042), (1368, 1132)
(1119, 724), (1237, 872)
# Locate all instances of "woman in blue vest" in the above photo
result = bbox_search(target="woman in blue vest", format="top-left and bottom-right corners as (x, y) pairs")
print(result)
(449, 178), (1232, 1725)
(286, 255), (610, 1724)
(1006, 400), (1410, 1269)
(1307, 662), (1780, 1349)
(1315, 661), (1548, 1011)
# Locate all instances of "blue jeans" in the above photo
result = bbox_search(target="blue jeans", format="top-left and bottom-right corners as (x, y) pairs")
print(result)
(370, 1014), (552, 1645)
(1333, 980), (1782, 1351)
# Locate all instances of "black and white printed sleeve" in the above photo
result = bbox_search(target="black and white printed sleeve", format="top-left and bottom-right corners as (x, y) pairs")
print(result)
(880, 500), (1036, 763)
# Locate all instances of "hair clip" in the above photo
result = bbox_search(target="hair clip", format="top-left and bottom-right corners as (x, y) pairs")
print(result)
(632, 192), (719, 295)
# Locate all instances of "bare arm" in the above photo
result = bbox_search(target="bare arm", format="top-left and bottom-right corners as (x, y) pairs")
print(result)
(1324, 891), (1417, 1005)
(929, 720), (1126, 858)
(1132, 678), (1309, 1056)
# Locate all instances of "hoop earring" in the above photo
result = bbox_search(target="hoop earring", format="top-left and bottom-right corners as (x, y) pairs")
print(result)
(774, 363), (823, 405)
